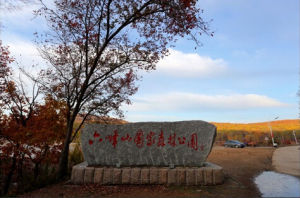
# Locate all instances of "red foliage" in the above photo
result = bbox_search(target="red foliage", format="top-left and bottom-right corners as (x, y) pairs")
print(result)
(0, 43), (67, 193)
(0, 95), (66, 164)
(0, 41), (13, 96)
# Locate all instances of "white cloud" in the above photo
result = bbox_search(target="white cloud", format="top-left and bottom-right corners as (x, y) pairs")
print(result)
(156, 49), (227, 78)
(0, 2), (38, 17)
(3, 35), (47, 71)
(123, 92), (289, 112)
(0, 2), (39, 29)
(0, 0), (49, 34)
(1, 35), (48, 94)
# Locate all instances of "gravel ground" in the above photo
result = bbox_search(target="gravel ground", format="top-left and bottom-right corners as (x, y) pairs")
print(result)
(272, 145), (300, 176)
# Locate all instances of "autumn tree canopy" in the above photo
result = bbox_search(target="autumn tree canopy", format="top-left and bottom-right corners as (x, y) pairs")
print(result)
(0, 40), (67, 195)
(34, 0), (212, 178)
(0, 41), (13, 100)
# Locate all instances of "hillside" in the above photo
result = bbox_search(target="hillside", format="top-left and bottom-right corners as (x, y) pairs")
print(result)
(212, 119), (299, 145)
(75, 115), (127, 125)
(75, 117), (299, 133)
(212, 119), (300, 133)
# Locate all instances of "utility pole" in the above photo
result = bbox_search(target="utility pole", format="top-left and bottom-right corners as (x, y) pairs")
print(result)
(268, 117), (279, 147)
(293, 130), (298, 144)
(268, 122), (275, 146)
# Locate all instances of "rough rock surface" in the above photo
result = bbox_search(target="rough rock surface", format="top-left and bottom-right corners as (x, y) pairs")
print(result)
(71, 162), (224, 185)
(81, 121), (216, 167)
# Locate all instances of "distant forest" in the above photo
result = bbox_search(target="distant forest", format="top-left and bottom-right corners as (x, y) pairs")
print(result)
(212, 119), (300, 146)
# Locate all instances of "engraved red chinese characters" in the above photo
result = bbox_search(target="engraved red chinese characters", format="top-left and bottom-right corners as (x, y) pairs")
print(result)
(146, 131), (155, 146)
(178, 136), (186, 144)
(188, 133), (198, 150)
(93, 131), (100, 138)
(157, 130), (166, 147)
(168, 133), (176, 147)
(134, 129), (144, 148)
(105, 129), (119, 148)
(121, 133), (132, 142)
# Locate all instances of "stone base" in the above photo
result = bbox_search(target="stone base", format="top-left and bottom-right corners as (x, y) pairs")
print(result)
(71, 162), (224, 186)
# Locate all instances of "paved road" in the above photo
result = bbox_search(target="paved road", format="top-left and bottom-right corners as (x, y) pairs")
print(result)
(272, 145), (300, 177)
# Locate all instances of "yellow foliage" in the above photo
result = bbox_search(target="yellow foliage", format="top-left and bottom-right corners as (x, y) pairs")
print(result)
(212, 119), (300, 133)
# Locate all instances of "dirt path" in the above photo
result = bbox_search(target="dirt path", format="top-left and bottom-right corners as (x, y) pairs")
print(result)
(20, 146), (274, 198)
(272, 145), (300, 176)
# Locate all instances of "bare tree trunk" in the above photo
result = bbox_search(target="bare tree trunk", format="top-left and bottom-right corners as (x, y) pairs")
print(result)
(34, 162), (40, 181)
(16, 154), (24, 193)
(2, 155), (17, 195)
(57, 122), (73, 179)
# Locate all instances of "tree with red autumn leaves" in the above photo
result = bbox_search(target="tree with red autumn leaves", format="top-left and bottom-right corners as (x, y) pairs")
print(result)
(0, 94), (66, 195)
(0, 41), (13, 99)
(32, 0), (212, 179)
(0, 41), (67, 195)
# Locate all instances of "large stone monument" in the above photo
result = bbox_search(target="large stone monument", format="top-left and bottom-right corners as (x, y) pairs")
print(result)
(71, 120), (224, 185)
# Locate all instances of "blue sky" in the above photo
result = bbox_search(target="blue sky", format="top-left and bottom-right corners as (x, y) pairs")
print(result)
(0, 0), (299, 123)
